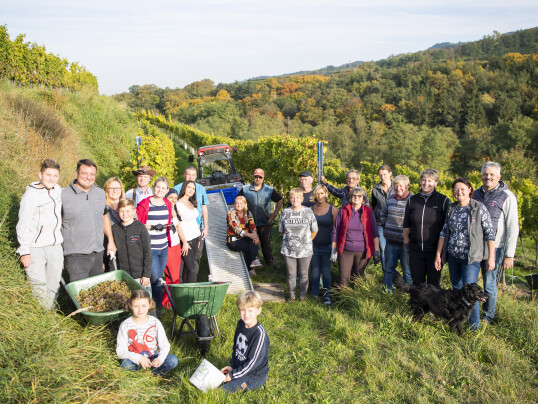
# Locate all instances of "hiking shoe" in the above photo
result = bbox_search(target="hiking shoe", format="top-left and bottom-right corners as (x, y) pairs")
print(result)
(324, 298), (331, 305)
(266, 261), (278, 268)
(250, 258), (262, 268)
(248, 269), (256, 277)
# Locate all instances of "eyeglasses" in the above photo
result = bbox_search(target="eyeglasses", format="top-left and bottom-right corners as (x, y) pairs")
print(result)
(347, 177), (359, 181)
(254, 175), (263, 179)
(351, 194), (363, 199)
(109, 187), (122, 191)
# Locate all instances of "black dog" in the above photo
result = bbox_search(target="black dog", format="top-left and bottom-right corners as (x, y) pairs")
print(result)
(392, 271), (488, 334)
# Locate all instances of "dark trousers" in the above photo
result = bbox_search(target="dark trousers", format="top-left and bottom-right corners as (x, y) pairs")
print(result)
(227, 237), (259, 267)
(65, 251), (104, 282)
(180, 237), (200, 283)
(256, 225), (273, 264)
(338, 250), (368, 288)
(409, 249), (441, 287)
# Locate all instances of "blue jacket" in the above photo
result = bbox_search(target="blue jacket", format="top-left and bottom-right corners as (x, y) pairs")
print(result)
(242, 183), (274, 226)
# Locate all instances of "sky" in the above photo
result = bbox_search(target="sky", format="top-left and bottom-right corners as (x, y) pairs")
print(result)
(1, 1), (537, 95)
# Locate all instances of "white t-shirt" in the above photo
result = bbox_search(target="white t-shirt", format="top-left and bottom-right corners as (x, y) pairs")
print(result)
(176, 200), (201, 242)
(279, 206), (318, 258)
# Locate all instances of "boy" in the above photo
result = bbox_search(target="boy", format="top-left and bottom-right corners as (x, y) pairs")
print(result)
(220, 291), (269, 392)
(112, 199), (152, 290)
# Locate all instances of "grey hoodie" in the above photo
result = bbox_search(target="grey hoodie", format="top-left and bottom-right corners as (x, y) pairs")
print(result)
(16, 181), (63, 256)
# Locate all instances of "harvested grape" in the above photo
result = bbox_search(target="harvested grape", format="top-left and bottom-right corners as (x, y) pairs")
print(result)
(77, 280), (132, 313)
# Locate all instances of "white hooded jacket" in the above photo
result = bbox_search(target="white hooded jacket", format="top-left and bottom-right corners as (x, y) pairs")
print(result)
(16, 181), (63, 256)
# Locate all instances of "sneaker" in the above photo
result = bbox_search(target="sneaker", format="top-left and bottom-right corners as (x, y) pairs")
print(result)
(250, 258), (262, 268)
(324, 298), (332, 305)
(248, 269), (257, 277)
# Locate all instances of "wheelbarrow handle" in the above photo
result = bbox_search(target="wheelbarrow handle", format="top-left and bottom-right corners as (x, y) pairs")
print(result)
(110, 255), (118, 271)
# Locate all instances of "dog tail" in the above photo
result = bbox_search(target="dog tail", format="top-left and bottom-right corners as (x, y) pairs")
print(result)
(392, 271), (411, 293)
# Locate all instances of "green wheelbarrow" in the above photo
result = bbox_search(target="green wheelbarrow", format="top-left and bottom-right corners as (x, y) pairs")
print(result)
(506, 273), (538, 291)
(161, 280), (230, 356)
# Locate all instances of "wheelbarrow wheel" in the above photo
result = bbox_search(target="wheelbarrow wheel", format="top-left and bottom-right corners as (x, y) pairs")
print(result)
(195, 315), (212, 356)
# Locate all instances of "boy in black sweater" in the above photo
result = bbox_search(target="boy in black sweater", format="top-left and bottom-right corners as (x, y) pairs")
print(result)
(112, 199), (152, 289)
(221, 291), (269, 392)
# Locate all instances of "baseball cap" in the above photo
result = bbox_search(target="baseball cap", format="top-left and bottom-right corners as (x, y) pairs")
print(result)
(253, 168), (265, 178)
(299, 171), (313, 178)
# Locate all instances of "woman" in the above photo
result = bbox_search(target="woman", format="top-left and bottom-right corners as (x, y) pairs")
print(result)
(103, 177), (126, 226)
(136, 177), (172, 310)
(177, 180), (202, 283)
(227, 196), (262, 275)
(16, 159), (63, 310)
(403, 169), (450, 287)
(310, 185), (337, 304)
(379, 175), (413, 292)
(434, 178), (496, 331)
(162, 188), (183, 308)
(332, 186), (380, 288)
(279, 188), (318, 301)
(371, 165), (393, 273)
(103, 177), (126, 271)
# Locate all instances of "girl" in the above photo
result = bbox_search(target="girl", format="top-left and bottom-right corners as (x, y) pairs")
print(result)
(136, 177), (173, 310)
(279, 188), (318, 301)
(177, 180), (202, 283)
(16, 159), (63, 310)
(116, 290), (178, 375)
(162, 189), (183, 308)
(310, 185), (337, 304)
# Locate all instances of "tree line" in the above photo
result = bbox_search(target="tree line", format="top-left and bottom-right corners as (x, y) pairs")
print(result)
(115, 28), (537, 182)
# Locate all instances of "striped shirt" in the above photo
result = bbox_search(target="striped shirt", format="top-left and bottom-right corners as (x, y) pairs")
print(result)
(379, 193), (413, 245)
(147, 202), (169, 250)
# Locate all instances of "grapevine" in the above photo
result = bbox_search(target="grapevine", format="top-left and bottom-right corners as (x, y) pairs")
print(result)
(77, 280), (132, 313)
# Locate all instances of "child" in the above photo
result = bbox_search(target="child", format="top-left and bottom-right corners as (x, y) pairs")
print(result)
(116, 289), (178, 375)
(16, 159), (63, 310)
(220, 291), (269, 392)
(112, 199), (152, 291)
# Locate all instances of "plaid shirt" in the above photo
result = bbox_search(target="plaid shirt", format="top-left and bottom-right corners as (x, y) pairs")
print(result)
(326, 184), (370, 207)
(227, 209), (256, 238)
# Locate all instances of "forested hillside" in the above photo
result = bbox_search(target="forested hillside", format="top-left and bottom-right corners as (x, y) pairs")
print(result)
(115, 28), (538, 179)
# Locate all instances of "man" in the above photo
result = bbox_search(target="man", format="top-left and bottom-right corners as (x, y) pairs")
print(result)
(473, 161), (519, 324)
(321, 170), (370, 207)
(62, 159), (116, 282)
(238, 168), (283, 268)
(173, 166), (209, 281)
(286, 171), (316, 208)
(125, 165), (155, 207)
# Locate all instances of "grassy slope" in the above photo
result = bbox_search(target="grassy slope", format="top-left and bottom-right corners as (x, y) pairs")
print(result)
(1, 82), (537, 402)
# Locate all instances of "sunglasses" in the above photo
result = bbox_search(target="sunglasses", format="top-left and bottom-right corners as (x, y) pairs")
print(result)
(254, 175), (263, 179)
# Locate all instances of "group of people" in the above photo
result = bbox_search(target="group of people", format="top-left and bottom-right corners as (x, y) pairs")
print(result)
(16, 160), (210, 313)
(16, 156), (519, 387)
(230, 163), (518, 331)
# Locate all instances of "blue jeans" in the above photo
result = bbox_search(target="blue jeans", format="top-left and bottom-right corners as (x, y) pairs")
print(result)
(121, 353), (178, 375)
(383, 243), (411, 290)
(447, 254), (481, 331)
(221, 374), (267, 392)
(310, 244), (332, 302)
(378, 226), (387, 272)
(480, 247), (504, 323)
(151, 248), (168, 309)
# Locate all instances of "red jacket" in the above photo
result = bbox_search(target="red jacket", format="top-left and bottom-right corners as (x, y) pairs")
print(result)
(136, 196), (173, 247)
(337, 204), (375, 258)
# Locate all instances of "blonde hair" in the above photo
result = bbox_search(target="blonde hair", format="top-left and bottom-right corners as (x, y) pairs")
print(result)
(313, 184), (328, 199)
(289, 187), (304, 198)
(118, 198), (135, 210)
(234, 195), (248, 213)
(103, 177), (126, 205)
(237, 290), (263, 309)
